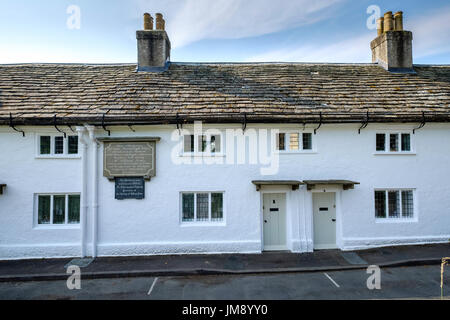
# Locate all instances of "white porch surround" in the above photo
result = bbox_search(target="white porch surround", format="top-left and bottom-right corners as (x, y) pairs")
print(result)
(1, 123), (450, 259)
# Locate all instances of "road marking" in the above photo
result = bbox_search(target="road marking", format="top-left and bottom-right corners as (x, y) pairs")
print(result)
(147, 277), (158, 296)
(324, 273), (340, 288)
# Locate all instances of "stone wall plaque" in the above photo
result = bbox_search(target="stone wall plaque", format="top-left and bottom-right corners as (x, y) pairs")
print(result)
(115, 177), (145, 200)
(102, 138), (158, 180)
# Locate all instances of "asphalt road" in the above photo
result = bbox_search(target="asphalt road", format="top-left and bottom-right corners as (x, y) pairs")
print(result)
(0, 265), (448, 300)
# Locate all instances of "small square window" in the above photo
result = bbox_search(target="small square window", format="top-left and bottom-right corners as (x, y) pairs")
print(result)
(183, 135), (194, 153)
(302, 133), (312, 150)
(277, 133), (286, 151)
(198, 135), (207, 153)
(376, 134), (385, 151)
(211, 193), (223, 221)
(38, 195), (51, 224)
(401, 134), (411, 152)
(182, 193), (195, 222)
(53, 195), (66, 224)
(211, 135), (221, 153)
(375, 191), (386, 218)
(40, 136), (51, 155)
(68, 195), (81, 224)
(389, 134), (399, 152)
(68, 136), (78, 154)
(401, 190), (414, 218)
(289, 133), (299, 151)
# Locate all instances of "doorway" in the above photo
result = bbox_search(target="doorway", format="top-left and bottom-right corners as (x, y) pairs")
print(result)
(263, 193), (287, 251)
(313, 192), (337, 249)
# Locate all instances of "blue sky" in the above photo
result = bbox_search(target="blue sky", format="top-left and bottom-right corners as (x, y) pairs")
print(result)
(0, 0), (449, 64)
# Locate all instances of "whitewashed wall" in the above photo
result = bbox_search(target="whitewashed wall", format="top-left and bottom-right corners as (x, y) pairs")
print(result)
(0, 123), (449, 259)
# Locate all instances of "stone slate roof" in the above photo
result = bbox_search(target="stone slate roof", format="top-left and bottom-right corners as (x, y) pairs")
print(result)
(0, 63), (449, 126)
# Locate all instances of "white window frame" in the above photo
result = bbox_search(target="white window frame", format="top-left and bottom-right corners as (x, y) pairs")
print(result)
(34, 193), (81, 228)
(181, 132), (224, 157)
(180, 191), (226, 226)
(374, 131), (415, 155)
(275, 131), (315, 153)
(36, 134), (80, 159)
(374, 188), (417, 223)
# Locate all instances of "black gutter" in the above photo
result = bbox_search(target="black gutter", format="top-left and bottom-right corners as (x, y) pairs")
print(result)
(1, 111), (450, 127)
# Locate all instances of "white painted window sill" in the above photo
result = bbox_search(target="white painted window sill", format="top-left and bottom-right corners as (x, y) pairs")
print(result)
(35, 155), (81, 160)
(34, 225), (80, 230)
(375, 219), (417, 224)
(180, 222), (226, 227)
(373, 152), (416, 156)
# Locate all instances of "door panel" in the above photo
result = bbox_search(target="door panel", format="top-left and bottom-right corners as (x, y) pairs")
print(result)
(263, 193), (287, 251)
(313, 193), (337, 249)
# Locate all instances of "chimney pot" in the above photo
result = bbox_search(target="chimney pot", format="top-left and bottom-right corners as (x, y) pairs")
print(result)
(377, 17), (384, 36)
(143, 13), (153, 30)
(155, 13), (164, 30)
(383, 11), (394, 32)
(394, 11), (403, 31)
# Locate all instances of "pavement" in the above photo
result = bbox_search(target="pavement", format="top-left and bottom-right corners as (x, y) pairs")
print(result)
(0, 243), (449, 282)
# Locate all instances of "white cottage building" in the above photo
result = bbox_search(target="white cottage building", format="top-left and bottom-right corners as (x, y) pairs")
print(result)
(0, 11), (449, 259)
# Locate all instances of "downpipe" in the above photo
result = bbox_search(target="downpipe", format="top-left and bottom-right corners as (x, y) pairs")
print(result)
(86, 125), (99, 258)
(76, 126), (89, 258)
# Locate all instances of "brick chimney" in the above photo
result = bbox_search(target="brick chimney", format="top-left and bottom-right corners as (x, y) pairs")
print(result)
(371, 11), (414, 73)
(136, 13), (171, 72)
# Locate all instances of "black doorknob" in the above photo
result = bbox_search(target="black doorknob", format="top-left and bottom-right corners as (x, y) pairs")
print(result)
(332, 219), (336, 222)
(264, 220), (267, 223)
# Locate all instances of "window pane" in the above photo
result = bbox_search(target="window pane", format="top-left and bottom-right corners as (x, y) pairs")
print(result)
(376, 134), (385, 151)
(375, 191), (386, 218)
(53, 195), (65, 224)
(183, 135), (194, 153)
(211, 193), (223, 221)
(390, 134), (399, 152)
(54, 136), (64, 154)
(68, 195), (80, 224)
(198, 135), (207, 152)
(401, 190), (414, 218)
(40, 136), (51, 154)
(289, 133), (299, 151)
(182, 193), (194, 221)
(68, 136), (78, 154)
(401, 134), (411, 152)
(211, 135), (221, 153)
(303, 133), (312, 150)
(38, 195), (51, 224)
(277, 133), (285, 151)
(196, 193), (209, 221)
(388, 191), (400, 218)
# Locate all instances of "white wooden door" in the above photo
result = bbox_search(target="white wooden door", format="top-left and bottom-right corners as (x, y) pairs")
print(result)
(313, 193), (337, 249)
(263, 193), (287, 251)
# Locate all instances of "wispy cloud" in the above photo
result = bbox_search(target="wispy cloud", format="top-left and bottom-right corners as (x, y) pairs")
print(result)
(411, 6), (450, 59)
(244, 6), (450, 63)
(245, 33), (373, 63)
(136, 0), (343, 48)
